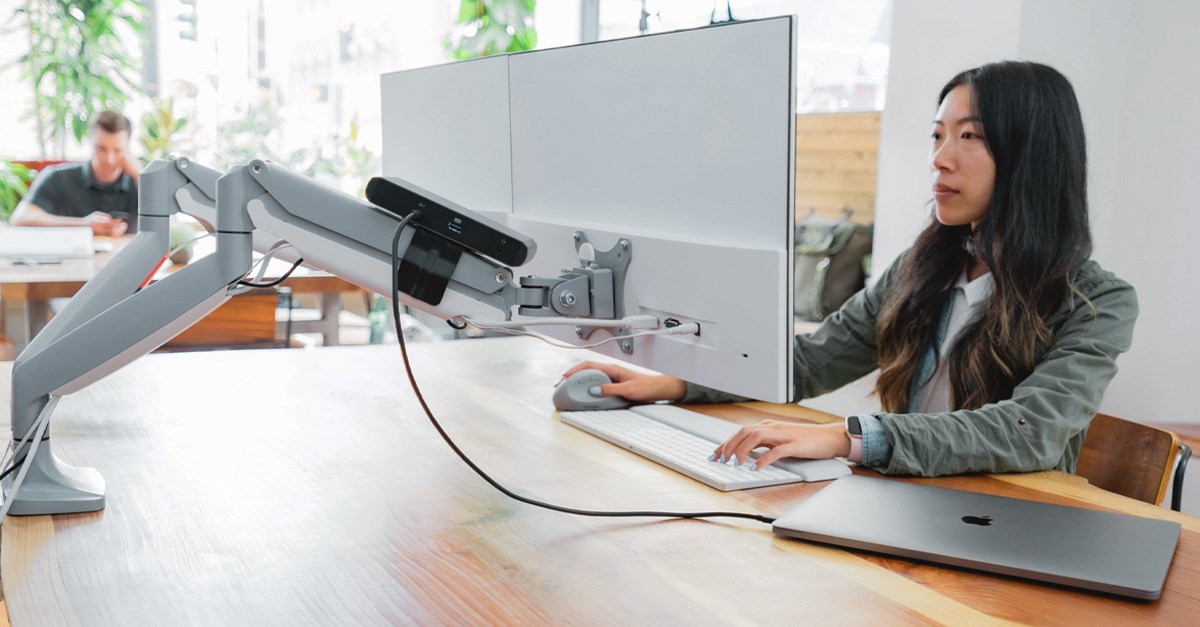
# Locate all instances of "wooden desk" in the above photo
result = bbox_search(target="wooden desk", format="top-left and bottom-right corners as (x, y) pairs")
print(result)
(0, 237), (360, 350)
(1, 338), (1197, 624)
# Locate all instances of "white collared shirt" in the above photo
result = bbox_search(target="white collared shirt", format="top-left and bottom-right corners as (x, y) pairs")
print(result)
(913, 270), (994, 413)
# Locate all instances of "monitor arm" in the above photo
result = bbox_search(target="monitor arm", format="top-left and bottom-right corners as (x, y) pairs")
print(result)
(5, 158), (635, 515)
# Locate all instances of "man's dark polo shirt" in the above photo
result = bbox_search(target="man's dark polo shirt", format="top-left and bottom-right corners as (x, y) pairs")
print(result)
(23, 162), (139, 233)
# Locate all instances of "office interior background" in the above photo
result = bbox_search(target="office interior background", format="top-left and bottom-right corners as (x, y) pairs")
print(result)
(0, 0), (891, 186)
(0, 1), (1197, 486)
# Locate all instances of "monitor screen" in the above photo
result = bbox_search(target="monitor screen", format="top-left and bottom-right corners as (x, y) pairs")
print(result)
(381, 17), (796, 402)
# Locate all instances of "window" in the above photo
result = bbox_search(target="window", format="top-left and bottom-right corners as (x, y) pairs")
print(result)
(596, 0), (892, 113)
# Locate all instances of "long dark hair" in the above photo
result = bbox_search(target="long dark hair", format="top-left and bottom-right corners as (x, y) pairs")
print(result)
(875, 61), (1093, 412)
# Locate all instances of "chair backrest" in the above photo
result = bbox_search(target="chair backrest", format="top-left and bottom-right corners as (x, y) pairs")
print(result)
(11, 160), (68, 188)
(1077, 413), (1180, 506)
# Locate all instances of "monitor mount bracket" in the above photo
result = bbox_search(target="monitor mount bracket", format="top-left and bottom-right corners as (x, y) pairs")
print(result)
(517, 232), (634, 350)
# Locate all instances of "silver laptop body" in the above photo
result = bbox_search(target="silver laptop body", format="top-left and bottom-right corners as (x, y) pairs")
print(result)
(772, 475), (1180, 600)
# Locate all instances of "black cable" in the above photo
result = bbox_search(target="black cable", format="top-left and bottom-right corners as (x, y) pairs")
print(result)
(237, 258), (305, 288)
(389, 216), (775, 525)
(0, 455), (27, 482)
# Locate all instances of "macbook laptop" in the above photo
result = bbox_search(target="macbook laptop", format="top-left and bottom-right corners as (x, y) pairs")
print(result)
(772, 475), (1180, 600)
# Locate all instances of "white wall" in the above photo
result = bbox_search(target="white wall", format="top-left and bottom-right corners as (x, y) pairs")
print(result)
(1100, 1), (1200, 423)
(872, 0), (1023, 276)
(873, 0), (1200, 424)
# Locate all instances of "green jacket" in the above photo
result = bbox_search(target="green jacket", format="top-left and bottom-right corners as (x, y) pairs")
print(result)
(682, 252), (1138, 476)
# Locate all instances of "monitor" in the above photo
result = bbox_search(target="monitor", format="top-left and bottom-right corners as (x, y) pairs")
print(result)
(380, 17), (796, 402)
(380, 54), (512, 218)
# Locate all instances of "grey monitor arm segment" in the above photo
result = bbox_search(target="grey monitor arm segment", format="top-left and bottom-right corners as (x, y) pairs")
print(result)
(4, 158), (635, 515)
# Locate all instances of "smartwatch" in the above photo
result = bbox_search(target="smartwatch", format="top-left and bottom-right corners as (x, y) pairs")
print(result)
(844, 415), (864, 462)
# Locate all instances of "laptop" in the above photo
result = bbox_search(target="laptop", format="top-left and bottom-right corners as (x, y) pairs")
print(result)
(0, 226), (94, 261)
(772, 475), (1180, 600)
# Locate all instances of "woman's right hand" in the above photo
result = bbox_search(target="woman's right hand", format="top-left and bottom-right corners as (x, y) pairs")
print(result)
(560, 361), (688, 403)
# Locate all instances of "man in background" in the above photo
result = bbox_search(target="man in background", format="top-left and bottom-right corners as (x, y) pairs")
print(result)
(11, 110), (139, 236)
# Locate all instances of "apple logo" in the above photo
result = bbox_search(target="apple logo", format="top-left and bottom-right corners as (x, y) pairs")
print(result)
(961, 515), (993, 526)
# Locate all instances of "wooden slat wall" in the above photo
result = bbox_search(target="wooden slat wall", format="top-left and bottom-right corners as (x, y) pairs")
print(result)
(795, 112), (880, 225)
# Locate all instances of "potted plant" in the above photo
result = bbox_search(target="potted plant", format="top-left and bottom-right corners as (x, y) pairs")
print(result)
(12, 0), (147, 158)
(140, 98), (190, 165)
(0, 161), (35, 222)
(168, 221), (199, 265)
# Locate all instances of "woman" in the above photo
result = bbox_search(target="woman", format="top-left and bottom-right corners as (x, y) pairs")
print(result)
(564, 61), (1138, 477)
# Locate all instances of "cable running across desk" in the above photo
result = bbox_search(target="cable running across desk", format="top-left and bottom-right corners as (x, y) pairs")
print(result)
(388, 216), (775, 524)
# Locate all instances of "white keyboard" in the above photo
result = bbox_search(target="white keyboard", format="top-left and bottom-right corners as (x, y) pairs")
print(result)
(561, 405), (849, 491)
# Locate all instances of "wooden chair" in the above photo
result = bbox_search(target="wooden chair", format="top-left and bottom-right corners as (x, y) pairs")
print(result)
(12, 160), (68, 175)
(1077, 413), (1191, 512)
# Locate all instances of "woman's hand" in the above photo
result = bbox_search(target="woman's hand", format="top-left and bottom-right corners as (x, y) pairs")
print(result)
(712, 421), (850, 469)
(560, 361), (687, 403)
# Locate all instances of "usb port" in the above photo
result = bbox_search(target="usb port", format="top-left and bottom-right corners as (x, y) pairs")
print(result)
(448, 219), (463, 235)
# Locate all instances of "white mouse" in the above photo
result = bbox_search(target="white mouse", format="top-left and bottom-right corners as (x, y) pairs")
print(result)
(552, 368), (632, 411)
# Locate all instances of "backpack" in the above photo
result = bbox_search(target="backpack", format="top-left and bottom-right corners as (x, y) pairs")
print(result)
(794, 214), (873, 322)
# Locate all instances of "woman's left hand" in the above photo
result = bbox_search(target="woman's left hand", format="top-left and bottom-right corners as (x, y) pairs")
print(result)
(712, 421), (851, 469)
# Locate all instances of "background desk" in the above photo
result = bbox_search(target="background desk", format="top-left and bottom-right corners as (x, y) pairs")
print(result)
(0, 237), (360, 350)
(1, 338), (1198, 624)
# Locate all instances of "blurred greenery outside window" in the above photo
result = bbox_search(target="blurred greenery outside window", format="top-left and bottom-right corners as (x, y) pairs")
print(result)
(0, 160), (35, 222)
(2, 1), (891, 194)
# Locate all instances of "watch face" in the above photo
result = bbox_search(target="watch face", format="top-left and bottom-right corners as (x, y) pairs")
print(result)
(847, 416), (863, 436)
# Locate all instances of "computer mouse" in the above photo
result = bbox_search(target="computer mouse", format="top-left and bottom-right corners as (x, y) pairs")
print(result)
(552, 368), (632, 411)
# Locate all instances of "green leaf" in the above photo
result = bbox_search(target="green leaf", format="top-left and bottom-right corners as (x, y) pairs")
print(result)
(457, 0), (479, 22)
(16, 0), (148, 156)
(509, 29), (537, 53)
(447, 0), (537, 59)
